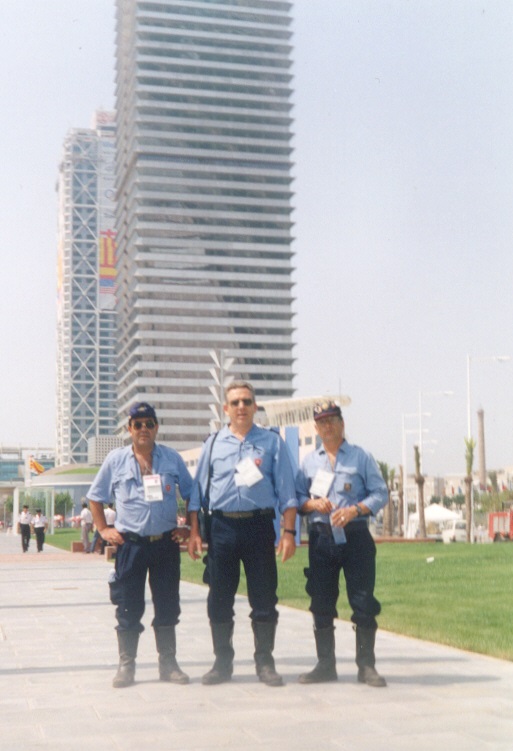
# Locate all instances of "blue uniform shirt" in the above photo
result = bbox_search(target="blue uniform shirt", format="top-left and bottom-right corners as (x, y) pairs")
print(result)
(87, 444), (192, 536)
(189, 425), (298, 515)
(296, 440), (388, 524)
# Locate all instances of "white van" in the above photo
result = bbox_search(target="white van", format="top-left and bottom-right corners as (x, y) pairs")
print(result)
(442, 519), (467, 543)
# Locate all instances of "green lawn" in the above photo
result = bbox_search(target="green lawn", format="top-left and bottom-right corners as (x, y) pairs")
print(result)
(46, 528), (81, 550)
(47, 530), (513, 661)
(375, 543), (513, 660)
(181, 542), (513, 661)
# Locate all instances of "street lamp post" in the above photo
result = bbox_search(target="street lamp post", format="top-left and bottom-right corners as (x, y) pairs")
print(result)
(208, 349), (235, 431)
(401, 413), (411, 537)
(466, 354), (510, 542)
(418, 389), (454, 475)
(402, 390), (453, 539)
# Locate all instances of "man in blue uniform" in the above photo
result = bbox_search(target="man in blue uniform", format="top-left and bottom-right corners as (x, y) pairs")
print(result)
(188, 381), (298, 687)
(296, 401), (388, 687)
(88, 402), (192, 688)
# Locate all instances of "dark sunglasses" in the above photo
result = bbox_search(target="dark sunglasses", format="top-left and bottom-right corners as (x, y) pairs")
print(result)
(132, 419), (157, 430)
(229, 398), (254, 407)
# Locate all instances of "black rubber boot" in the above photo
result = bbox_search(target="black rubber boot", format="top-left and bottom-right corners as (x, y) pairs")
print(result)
(154, 626), (189, 684)
(113, 630), (139, 688)
(252, 621), (283, 687)
(202, 621), (235, 685)
(355, 625), (387, 687)
(298, 626), (337, 684)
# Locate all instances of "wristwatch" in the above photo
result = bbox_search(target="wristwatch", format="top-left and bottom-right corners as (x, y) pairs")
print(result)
(354, 505), (364, 517)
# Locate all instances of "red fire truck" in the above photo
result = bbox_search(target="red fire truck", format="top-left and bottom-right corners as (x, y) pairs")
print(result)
(488, 511), (513, 541)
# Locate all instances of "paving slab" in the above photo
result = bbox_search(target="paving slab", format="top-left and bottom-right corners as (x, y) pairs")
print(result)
(1, 530), (512, 750)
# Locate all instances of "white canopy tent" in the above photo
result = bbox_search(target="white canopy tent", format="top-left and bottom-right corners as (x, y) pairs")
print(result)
(407, 503), (461, 538)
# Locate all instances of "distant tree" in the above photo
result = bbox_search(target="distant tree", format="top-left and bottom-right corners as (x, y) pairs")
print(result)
(377, 461), (392, 537)
(488, 471), (499, 495)
(414, 445), (426, 538)
(437, 495), (455, 508)
(464, 437), (476, 542)
(446, 493), (465, 508)
(21, 494), (35, 510)
(1, 495), (13, 526)
(377, 463), (397, 536)
(176, 490), (187, 520)
(478, 490), (511, 514)
(398, 465), (404, 537)
(389, 467), (396, 535)
(55, 492), (73, 519)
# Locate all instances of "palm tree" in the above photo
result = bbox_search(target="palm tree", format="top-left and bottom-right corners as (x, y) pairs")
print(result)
(398, 465), (405, 537)
(377, 461), (392, 537)
(464, 437), (476, 542)
(414, 445), (426, 538)
(389, 467), (396, 535)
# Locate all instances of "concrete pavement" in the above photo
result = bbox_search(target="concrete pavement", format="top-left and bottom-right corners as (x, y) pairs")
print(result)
(1, 530), (513, 750)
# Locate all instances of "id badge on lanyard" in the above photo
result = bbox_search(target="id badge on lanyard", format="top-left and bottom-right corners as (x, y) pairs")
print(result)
(310, 469), (346, 544)
(310, 469), (334, 498)
(234, 457), (264, 487)
(143, 474), (163, 502)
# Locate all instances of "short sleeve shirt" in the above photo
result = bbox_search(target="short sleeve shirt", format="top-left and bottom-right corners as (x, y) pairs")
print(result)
(190, 425), (297, 515)
(87, 443), (193, 536)
(296, 440), (388, 524)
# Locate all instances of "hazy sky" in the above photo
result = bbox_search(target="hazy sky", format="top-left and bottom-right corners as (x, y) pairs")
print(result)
(1, 0), (512, 478)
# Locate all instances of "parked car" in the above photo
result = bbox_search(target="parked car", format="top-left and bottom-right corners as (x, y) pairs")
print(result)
(442, 519), (467, 543)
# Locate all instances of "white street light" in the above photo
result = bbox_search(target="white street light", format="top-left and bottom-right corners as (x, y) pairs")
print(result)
(208, 349), (236, 430)
(402, 390), (453, 539)
(418, 390), (454, 474)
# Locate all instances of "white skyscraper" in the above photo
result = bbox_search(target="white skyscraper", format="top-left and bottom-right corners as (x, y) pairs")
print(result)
(56, 112), (118, 465)
(115, 0), (296, 448)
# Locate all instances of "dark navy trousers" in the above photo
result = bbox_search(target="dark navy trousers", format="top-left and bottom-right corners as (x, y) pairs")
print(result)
(109, 533), (181, 632)
(20, 524), (31, 552)
(305, 522), (381, 630)
(35, 527), (45, 552)
(205, 514), (278, 624)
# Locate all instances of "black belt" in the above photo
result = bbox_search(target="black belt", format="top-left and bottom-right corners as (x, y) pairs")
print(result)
(123, 530), (172, 544)
(211, 508), (275, 520)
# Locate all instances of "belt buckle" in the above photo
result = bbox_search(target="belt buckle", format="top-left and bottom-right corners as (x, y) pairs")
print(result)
(149, 534), (163, 543)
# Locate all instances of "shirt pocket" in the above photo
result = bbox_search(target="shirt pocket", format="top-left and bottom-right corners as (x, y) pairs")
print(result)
(113, 469), (140, 502)
(159, 473), (178, 526)
(245, 445), (270, 477)
(161, 473), (177, 503)
(334, 467), (359, 501)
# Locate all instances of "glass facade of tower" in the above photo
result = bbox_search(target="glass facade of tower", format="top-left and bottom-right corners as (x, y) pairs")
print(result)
(115, 0), (296, 449)
(56, 112), (118, 465)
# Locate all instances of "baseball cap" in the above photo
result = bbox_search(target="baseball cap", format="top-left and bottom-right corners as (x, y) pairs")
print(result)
(129, 402), (158, 421)
(313, 400), (342, 421)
